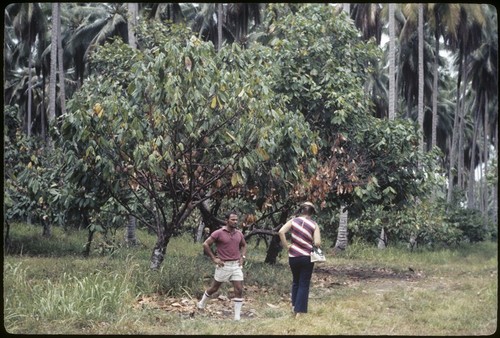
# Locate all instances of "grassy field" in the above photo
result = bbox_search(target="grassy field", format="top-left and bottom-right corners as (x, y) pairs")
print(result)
(3, 223), (497, 335)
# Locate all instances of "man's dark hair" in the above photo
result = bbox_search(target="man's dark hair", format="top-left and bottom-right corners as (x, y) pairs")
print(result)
(225, 210), (238, 219)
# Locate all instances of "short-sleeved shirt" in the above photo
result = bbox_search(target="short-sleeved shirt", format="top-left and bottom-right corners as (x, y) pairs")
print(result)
(288, 216), (317, 257)
(210, 227), (245, 261)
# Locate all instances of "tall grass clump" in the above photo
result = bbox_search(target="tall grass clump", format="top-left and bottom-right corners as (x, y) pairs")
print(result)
(33, 272), (134, 320)
(4, 260), (139, 332)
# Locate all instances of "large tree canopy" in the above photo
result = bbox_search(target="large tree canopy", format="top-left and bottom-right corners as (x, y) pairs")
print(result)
(56, 21), (317, 268)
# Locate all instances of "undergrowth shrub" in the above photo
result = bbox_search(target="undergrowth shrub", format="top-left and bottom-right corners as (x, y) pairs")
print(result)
(348, 196), (491, 248)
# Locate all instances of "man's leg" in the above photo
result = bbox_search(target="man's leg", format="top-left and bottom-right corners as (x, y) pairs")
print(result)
(198, 279), (222, 309)
(232, 280), (243, 320)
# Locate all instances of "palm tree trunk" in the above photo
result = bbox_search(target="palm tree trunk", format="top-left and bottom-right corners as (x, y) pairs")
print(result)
(467, 104), (480, 209)
(56, 3), (66, 117)
(217, 3), (223, 51)
(482, 93), (489, 229)
(388, 3), (396, 120)
(377, 227), (387, 249)
(457, 54), (469, 190)
(127, 3), (138, 49)
(377, 3), (397, 248)
(417, 4), (424, 154)
(195, 218), (206, 243)
(27, 52), (33, 138)
(447, 55), (464, 203)
(48, 3), (58, 124)
(343, 3), (350, 14)
(334, 206), (348, 251)
(493, 118), (498, 226)
(431, 12), (440, 149)
(334, 5), (352, 254)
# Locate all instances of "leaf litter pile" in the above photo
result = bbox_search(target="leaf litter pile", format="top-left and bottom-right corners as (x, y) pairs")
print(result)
(134, 265), (424, 320)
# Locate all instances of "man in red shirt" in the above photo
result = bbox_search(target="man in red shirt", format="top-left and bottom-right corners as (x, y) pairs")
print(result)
(197, 211), (248, 320)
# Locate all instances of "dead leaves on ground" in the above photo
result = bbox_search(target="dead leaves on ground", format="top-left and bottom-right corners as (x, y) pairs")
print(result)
(134, 291), (268, 320)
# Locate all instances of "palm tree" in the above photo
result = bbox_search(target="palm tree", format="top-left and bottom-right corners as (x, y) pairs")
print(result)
(4, 3), (49, 137)
(427, 4), (461, 150)
(190, 3), (263, 50)
(467, 5), (498, 222)
(350, 3), (382, 44)
(191, 3), (227, 47)
(147, 3), (193, 23)
(446, 4), (485, 203)
(225, 3), (262, 48)
(64, 3), (130, 87)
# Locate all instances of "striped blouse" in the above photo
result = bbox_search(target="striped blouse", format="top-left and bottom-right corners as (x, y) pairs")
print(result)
(288, 216), (317, 257)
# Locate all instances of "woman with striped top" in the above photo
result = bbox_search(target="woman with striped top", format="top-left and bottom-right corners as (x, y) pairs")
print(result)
(278, 202), (321, 317)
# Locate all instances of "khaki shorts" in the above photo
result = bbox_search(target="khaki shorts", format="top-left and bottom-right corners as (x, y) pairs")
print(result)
(214, 260), (244, 282)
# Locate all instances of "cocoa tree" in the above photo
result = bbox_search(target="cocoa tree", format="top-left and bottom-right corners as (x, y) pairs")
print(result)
(57, 21), (315, 269)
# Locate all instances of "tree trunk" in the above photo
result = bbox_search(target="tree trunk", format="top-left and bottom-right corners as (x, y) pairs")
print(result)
(447, 52), (464, 203)
(27, 49), (33, 138)
(379, 3), (397, 248)
(125, 214), (138, 246)
(195, 218), (206, 243)
(493, 121), (498, 226)
(127, 3), (138, 49)
(42, 217), (52, 238)
(431, 11), (440, 149)
(264, 234), (282, 264)
(417, 4), (424, 154)
(388, 3), (396, 120)
(149, 202), (195, 269)
(217, 3), (223, 51)
(150, 217), (168, 269)
(467, 104), (480, 209)
(334, 206), (348, 251)
(263, 209), (290, 264)
(377, 227), (387, 249)
(84, 228), (95, 257)
(48, 3), (58, 124)
(56, 3), (66, 117)
(198, 198), (224, 233)
(457, 54), (469, 190)
(4, 220), (11, 250)
(342, 3), (350, 14)
(482, 93), (489, 231)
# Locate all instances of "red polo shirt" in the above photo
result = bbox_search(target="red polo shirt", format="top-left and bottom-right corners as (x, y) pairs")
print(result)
(210, 227), (245, 261)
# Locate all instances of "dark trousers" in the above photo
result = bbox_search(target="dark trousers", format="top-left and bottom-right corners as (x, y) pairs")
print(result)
(289, 256), (314, 313)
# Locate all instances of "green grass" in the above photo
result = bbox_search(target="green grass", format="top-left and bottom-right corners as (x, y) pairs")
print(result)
(3, 222), (497, 335)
